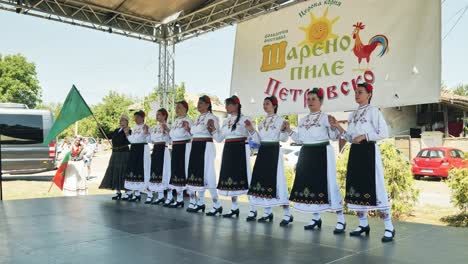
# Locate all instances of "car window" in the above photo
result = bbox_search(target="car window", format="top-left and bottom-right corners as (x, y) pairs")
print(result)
(450, 150), (462, 158)
(0, 114), (43, 144)
(457, 151), (466, 159)
(89, 138), (96, 144)
(294, 151), (299, 156)
(429, 150), (445, 158)
(418, 150), (429, 158)
(282, 149), (293, 155)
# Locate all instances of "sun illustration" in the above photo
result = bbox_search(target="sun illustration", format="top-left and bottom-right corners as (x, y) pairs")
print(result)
(299, 7), (340, 46)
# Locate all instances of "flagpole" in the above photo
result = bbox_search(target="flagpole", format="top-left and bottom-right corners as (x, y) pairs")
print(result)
(73, 87), (112, 147)
(91, 114), (113, 147)
(48, 180), (54, 193)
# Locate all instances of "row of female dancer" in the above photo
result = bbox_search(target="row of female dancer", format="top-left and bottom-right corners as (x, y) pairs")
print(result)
(99, 82), (396, 243)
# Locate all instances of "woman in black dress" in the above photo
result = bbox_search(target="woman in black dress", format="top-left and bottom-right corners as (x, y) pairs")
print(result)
(99, 115), (131, 200)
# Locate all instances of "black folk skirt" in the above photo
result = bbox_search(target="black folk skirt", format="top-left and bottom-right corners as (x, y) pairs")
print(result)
(248, 142), (280, 199)
(345, 142), (377, 206)
(217, 140), (249, 194)
(124, 143), (146, 184)
(99, 147), (130, 190)
(289, 143), (329, 205)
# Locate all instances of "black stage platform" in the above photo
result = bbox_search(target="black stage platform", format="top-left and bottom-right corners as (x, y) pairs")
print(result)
(1, 195), (467, 264)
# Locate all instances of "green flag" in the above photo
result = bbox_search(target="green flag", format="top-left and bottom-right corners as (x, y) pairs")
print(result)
(44, 85), (93, 144)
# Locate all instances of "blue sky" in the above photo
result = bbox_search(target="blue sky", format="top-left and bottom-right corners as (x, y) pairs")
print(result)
(0, 1), (466, 105)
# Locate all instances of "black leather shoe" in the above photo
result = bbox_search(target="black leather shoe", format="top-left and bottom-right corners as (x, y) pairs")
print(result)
(206, 206), (223, 216)
(258, 213), (274, 223)
(129, 195), (141, 202)
(333, 222), (347, 234)
(350, 225), (371, 236)
(222, 209), (240, 218)
(381, 229), (396, 243)
(186, 203), (197, 212)
(144, 197), (153, 204)
(152, 198), (165, 205)
(169, 201), (184, 208)
(121, 194), (131, 201)
(163, 199), (174, 207)
(304, 219), (322, 230)
(280, 215), (294, 227)
(246, 211), (257, 222)
(111, 193), (122, 200)
(194, 204), (206, 213)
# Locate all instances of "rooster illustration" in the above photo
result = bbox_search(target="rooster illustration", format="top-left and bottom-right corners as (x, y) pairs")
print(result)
(352, 22), (389, 70)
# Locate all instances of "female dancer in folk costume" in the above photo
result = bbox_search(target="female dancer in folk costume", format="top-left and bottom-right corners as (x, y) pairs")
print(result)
(167, 101), (193, 208)
(123, 110), (152, 202)
(147, 108), (172, 205)
(99, 115), (131, 200)
(329, 82), (395, 243)
(246, 96), (293, 226)
(186, 95), (222, 215)
(285, 88), (346, 233)
(211, 95), (256, 219)
(62, 136), (88, 196)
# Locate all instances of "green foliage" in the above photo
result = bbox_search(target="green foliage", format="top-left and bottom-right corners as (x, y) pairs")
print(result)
(285, 114), (298, 127)
(285, 165), (295, 193)
(0, 53), (42, 108)
(93, 91), (134, 135)
(144, 82), (199, 124)
(336, 142), (419, 219)
(453, 84), (468, 96)
(440, 213), (468, 228)
(448, 168), (468, 212)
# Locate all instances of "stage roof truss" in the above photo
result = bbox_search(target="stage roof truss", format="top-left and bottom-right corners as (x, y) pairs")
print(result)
(0, 0), (302, 44)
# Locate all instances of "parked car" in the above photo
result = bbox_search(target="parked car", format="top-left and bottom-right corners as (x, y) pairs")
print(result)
(0, 104), (56, 174)
(282, 145), (301, 169)
(412, 147), (467, 179)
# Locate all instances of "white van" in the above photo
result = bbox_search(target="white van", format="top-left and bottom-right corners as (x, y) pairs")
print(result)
(0, 103), (56, 174)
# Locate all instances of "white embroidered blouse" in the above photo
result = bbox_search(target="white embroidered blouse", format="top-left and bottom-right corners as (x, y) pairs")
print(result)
(169, 116), (193, 141)
(250, 114), (288, 143)
(343, 104), (389, 142)
(213, 114), (253, 142)
(290, 112), (340, 144)
(191, 112), (219, 138)
(127, 123), (149, 144)
(149, 123), (171, 143)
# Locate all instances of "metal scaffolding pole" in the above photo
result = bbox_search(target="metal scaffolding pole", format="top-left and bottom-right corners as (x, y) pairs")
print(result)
(157, 24), (176, 123)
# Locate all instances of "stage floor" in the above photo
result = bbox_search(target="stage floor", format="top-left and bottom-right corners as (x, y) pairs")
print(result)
(0, 195), (466, 264)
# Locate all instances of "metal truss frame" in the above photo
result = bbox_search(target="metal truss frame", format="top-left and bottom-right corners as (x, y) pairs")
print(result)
(0, 0), (163, 42)
(157, 25), (176, 120)
(0, 0), (303, 109)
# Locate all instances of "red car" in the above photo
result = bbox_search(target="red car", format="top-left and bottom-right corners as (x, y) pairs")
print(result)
(412, 147), (467, 179)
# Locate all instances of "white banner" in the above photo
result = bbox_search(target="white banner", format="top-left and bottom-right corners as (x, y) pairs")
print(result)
(230, 0), (441, 116)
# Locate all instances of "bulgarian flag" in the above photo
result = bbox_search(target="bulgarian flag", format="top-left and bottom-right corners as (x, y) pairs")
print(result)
(50, 151), (71, 191)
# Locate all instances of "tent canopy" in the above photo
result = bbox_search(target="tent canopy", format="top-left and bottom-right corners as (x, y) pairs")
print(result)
(0, 0), (299, 43)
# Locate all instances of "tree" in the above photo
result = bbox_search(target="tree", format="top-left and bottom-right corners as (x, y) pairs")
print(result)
(0, 53), (42, 108)
(93, 91), (135, 135)
(453, 84), (468, 96)
(144, 82), (198, 124)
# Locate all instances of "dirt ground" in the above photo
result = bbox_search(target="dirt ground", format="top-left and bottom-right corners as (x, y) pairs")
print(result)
(1, 151), (463, 226)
